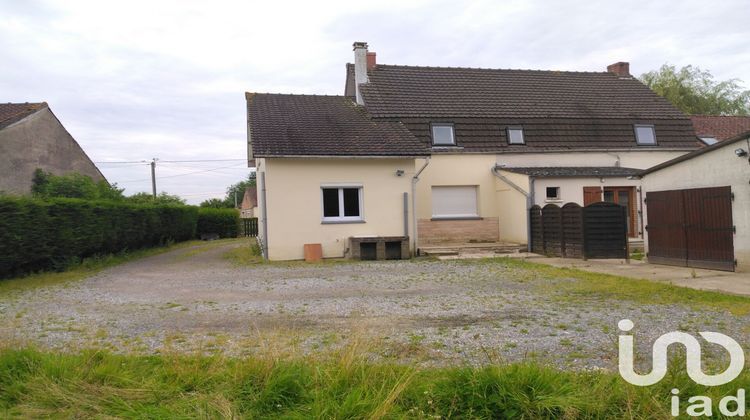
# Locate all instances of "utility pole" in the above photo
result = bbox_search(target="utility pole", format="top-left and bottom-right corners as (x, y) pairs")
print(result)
(234, 190), (238, 208)
(150, 158), (157, 197)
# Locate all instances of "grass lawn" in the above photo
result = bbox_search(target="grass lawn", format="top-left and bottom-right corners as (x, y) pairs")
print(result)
(2, 346), (748, 419)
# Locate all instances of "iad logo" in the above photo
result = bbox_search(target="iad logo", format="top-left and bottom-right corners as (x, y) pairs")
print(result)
(617, 319), (746, 417)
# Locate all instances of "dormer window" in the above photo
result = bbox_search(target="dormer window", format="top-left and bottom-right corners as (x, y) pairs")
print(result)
(634, 124), (656, 145)
(507, 127), (525, 145)
(431, 123), (455, 146)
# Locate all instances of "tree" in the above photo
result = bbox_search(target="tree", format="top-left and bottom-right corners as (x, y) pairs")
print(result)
(640, 64), (750, 115)
(125, 192), (186, 205)
(199, 198), (231, 208)
(223, 172), (256, 208)
(31, 169), (124, 200)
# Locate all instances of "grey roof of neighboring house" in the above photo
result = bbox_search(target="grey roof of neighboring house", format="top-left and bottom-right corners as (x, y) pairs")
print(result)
(0, 102), (47, 129)
(246, 92), (429, 157)
(639, 130), (750, 176)
(500, 166), (642, 177)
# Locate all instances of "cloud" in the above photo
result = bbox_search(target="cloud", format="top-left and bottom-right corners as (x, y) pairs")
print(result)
(1, 0), (748, 203)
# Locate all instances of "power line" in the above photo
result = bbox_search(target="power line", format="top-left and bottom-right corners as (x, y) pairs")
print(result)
(95, 158), (246, 164)
(115, 162), (248, 183)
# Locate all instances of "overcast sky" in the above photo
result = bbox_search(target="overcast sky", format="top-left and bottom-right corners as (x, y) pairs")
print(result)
(2, 0), (749, 204)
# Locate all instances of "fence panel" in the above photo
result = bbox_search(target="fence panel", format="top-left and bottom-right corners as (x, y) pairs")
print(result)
(241, 218), (259, 237)
(541, 204), (563, 257)
(529, 205), (544, 254)
(582, 202), (627, 259)
(561, 203), (584, 258)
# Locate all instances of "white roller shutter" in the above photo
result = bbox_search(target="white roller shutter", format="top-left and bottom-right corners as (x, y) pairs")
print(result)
(431, 186), (478, 218)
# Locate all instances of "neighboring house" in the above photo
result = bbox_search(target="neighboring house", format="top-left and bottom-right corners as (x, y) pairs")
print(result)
(239, 186), (258, 218)
(247, 42), (701, 260)
(690, 115), (750, 145)
(639, 131), (750, 272)
(0, 102), (105, 194)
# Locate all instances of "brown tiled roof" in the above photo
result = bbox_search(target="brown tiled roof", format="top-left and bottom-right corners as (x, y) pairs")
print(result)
(349, 64), (699, 152)
(502, 166), (641, 177)
(360, 65), (686, 119)
(690, 115), (750, 141)
(246, 93), (428, 157)
(0, 102), (47, 129)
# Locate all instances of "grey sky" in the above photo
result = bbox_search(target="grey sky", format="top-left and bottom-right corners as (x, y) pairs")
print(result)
(2, 0), (748, 203)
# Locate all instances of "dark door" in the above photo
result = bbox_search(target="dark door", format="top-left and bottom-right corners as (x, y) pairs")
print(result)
(646, 187), (734, 271)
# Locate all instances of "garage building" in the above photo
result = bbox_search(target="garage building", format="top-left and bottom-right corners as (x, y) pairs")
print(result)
(640, 131), (750, 272)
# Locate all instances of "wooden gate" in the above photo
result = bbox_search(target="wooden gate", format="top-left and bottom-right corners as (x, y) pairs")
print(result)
(646, 187), (734, 271)
(529, 202), (627, 259)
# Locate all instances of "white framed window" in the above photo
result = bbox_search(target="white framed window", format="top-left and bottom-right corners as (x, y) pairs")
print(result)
(431, 123), (455, 145)
(431, 186), (478, 219)
(507, 127), (525, 144)
(546, 187), (560, 200)
(699, 136), (718, 145)
(634, 124), (656, 145)
(321, 186), (363, 223)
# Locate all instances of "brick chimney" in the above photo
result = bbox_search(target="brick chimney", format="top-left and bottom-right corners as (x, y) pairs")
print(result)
(353, 41), (369, 105)
(607, 62), (630, 77)
(367, 52), (376, 70)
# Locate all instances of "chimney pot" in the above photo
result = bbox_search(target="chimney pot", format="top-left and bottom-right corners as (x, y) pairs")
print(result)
(366, 52), (376, 70)
(607, 62), (630, 77)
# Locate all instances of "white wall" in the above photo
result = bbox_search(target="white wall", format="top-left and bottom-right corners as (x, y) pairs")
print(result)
(641, 142), (750, 272)
(262, 158), (415, 260)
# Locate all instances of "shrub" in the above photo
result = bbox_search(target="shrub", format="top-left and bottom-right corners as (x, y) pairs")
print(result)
(0, 197), (198, 278)
(197, 208), (240, 239)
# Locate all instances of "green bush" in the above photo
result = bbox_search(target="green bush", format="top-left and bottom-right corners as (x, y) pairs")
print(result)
(0, 197), (198, 278)
(197, 208), (239, 239)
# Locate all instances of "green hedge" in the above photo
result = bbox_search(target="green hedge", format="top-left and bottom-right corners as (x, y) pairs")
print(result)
(0, 197), (198, 278)
(197, 208), (239, 239)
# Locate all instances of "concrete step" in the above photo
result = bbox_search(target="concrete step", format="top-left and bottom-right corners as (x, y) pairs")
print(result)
(420, 243), (526, 256)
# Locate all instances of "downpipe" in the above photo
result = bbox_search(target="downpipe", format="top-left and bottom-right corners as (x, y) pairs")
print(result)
(411, 157), (431, 257)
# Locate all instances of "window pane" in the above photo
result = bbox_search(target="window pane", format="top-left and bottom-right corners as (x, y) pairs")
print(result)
(342, 188), (360, 217)
(603, 191), (615, 202)
(700, 136), (718, 145)
(322, 188), (339, 217)
(432, 125), (454, 145)
(508, 128), (524, 144)
(635, 126), (656, 144)
(546, 187), (559, 199)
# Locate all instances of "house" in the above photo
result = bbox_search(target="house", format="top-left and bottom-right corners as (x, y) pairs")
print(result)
(690, 115), (750, 145)
(639, 130), (750, 272)
(239, 186), (258, 218)
(0, 102), (105, 194)
(247, 42), (701, 260)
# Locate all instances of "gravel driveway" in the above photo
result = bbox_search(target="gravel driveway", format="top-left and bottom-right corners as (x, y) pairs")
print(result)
(2, 239), (748, 369)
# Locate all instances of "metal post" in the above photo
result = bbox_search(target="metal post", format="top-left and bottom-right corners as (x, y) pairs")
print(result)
(150, 158), (157, 197)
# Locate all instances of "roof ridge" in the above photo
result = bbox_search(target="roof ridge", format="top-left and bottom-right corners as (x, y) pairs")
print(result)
(245, 92), (346, 98)
(691, 114), (750, 118)
(371, 63), (613, 75)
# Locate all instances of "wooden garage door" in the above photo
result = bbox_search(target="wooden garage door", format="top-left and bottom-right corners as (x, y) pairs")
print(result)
(646, 186), (735, 271)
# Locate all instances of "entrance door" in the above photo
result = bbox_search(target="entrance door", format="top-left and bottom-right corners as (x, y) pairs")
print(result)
(583, 186), (637, 237)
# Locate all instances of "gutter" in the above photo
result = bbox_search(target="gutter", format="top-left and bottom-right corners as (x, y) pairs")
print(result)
(492, 164), (534, 252)
(411, 157), (431, 256)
